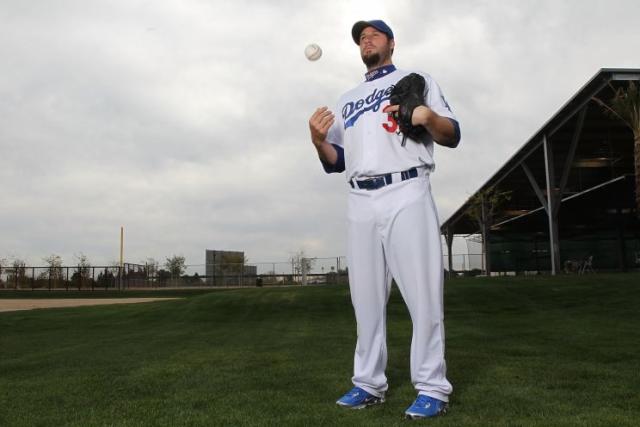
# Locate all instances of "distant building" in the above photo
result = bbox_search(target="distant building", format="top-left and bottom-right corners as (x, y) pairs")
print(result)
(205, 250), (255, 286)
(243, 264), (257, 277)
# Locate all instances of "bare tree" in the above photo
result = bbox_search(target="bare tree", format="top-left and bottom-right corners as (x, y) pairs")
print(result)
(42, 254), (64, 287)
(593, 81), (640, 217)
(72, 253), (91, 289)
(466, 186), (511, 275)
(9, 257), (27, 289)
(144, 257), (160, 285)
(290, 250), (315, 284)
(165, 255), (186, 279)
(0, 257), (7, 288)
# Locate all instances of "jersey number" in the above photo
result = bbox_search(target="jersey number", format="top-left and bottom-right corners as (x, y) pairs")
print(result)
(382, 113), (398, 133)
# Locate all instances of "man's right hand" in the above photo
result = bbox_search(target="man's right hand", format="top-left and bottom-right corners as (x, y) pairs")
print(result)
(309, 107), (335, 147)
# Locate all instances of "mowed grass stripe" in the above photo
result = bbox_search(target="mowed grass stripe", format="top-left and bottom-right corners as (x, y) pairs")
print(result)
(1, 274), (639, 426)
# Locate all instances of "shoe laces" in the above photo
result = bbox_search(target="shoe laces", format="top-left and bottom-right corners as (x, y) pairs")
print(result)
(348, 387), (363, 397)
(414, 394), (432, 408)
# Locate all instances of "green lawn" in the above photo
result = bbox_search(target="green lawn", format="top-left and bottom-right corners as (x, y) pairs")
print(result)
(1, 274), (639, 426)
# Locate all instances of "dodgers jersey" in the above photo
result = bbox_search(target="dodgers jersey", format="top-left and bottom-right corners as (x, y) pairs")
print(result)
(324, 65), (459, 181)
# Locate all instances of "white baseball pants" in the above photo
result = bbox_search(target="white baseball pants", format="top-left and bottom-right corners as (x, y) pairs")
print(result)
(346, 171), (452, 402)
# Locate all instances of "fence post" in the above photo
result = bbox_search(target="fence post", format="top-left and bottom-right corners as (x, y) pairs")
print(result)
(302, 258), (308, 286)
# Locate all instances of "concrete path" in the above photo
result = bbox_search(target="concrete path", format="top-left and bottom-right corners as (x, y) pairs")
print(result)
(0, 298), (179, 313)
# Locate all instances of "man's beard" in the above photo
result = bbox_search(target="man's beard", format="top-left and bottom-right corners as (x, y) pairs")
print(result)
(362, 52), (381, 68)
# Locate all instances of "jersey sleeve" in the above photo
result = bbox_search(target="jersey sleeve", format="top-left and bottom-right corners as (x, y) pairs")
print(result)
(424, 75), (461, 145)
(321, 104), (346, 173)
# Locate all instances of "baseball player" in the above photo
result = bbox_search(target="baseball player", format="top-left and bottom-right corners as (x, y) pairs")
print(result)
(308, 20), (460, 419)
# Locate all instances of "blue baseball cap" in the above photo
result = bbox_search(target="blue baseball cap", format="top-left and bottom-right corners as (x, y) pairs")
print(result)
(351, 20), (394, 45)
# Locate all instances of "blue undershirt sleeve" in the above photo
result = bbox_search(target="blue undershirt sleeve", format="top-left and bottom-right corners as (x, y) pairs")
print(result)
(321, 144), (345, 173)
(447, 118), (461, 145)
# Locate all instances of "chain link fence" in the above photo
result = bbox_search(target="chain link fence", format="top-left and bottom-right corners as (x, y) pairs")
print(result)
(0, 257), (349, 290)
(0, 265), (124, 290)
(443, 254), (485, 276)
(1, 252), (506, 290)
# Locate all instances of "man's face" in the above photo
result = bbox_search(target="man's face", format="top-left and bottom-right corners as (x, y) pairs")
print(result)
(359, 26), (394, 68)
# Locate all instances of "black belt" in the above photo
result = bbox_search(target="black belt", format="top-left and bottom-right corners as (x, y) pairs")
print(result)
(350, 167), (419, 190)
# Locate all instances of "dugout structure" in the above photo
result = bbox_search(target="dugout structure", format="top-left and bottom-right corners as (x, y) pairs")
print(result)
(442, 68), (640, 275)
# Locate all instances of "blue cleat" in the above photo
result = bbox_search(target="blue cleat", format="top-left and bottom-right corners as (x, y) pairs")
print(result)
(336, 386), (385, 409)
(404, 394), (448, 419)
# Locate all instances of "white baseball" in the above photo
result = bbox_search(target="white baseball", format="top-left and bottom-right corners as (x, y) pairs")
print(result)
(304, 43), (322, 61)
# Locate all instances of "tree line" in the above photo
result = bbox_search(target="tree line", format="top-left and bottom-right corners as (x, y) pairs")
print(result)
(0, 253), (194, 289)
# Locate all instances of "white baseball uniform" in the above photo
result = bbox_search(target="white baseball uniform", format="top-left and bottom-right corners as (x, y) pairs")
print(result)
(321, 65), (459, 402)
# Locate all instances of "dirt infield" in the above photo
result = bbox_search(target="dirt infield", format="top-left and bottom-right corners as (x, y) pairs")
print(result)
(0, 298), (180, 313)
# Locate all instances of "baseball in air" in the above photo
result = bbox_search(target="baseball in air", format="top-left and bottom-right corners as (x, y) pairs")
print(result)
(304, 43), (322, 61)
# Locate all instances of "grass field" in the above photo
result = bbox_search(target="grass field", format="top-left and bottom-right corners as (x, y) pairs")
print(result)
(1, 274), (639, 426)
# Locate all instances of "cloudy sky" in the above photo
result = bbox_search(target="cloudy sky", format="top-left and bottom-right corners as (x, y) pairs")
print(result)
(1, 0), (639, 269)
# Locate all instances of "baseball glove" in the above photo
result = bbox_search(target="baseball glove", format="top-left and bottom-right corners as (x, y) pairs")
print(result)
(388, 73), (428, 146)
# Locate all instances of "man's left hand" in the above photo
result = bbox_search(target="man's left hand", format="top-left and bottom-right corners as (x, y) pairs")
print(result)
(383, 104), (434, 128)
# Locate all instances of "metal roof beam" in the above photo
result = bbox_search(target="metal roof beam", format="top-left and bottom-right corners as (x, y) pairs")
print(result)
(556, 105), (588, 215)
(492, 205), (545, 228)
(522, 161), (548, 212)
(543, 135), (561, 275)
(546, 78), (608, 138)
(561, 175), (627, 203)
(612, 73), (640, 80)
(491, 174), (628, 229)
(492, 140), (543, 188)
